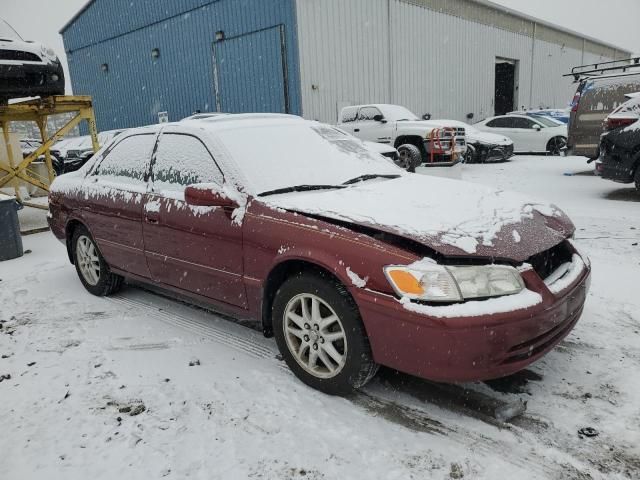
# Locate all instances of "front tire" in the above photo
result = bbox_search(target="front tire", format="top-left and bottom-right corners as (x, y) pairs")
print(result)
(464, 144), (477, 164)
(72, 226), (123, 296)
(396, 144), (422, 172)
(635, 165), (640, 192)
(272, 272), (378, 395)
(547, 136), (567, 156)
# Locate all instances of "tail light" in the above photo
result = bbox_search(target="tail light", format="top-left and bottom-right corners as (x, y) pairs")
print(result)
(571, 92), (581, 112)
(605, 116), (638, 131)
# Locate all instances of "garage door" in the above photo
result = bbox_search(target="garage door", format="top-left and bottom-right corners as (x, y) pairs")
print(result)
(213, 25), (289, 114)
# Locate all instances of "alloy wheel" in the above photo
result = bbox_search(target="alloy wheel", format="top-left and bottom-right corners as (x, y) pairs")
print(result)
(76, 235), (101, 286)
(283, 293), (347, 379)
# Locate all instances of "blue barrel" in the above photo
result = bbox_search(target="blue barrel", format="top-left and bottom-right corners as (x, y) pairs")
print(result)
(0, 194), (23, 261)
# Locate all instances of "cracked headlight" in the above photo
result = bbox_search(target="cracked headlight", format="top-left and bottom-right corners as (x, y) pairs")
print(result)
(40, 45), (59, 63)
(384, 263), (525, 303)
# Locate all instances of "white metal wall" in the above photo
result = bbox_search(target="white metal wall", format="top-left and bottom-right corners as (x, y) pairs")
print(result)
(295, 0), (619, 124)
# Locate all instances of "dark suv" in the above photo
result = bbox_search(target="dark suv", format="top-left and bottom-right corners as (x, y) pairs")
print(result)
(598, 95), (640, 191)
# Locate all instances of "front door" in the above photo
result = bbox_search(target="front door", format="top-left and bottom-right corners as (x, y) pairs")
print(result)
(82, 133), (156, 279)
(354, 106), (394, 144)
(142, 129), (247, 308)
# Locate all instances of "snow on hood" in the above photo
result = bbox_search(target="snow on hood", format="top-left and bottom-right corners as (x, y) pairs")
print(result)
(466, 130), (512, 146)
(261, 175), (573, 262)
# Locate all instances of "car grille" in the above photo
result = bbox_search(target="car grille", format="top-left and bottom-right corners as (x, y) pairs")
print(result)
(527, 241), (573, 280)
(0, 50), (41, 62)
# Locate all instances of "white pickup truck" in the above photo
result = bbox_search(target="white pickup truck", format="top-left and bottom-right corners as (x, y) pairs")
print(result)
(338, 104), (466, 171)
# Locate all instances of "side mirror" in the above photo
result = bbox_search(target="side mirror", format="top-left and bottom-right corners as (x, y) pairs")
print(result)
(373, 114), (386, 123)
(185, 184), (238, 208)
(533, 124), (542, 131)
(422, 113), (432, 120)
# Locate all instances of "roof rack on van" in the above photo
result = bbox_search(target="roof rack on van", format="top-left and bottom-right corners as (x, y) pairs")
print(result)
(564, 57), (640, 82)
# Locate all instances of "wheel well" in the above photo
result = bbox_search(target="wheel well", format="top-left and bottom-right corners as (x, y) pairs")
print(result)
(65, 219), (84, 264)
(547, 136), (566, 147)
(394, 136), (424, 150)
(261, 259), (346, 337)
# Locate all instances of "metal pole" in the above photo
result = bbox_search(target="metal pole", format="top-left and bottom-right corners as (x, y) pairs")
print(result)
(529, 22), (537, 109)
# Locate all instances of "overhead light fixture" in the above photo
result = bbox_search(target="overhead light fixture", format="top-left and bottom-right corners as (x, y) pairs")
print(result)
(151, 48), (160, 59)
(100, 63), (109, 72)
(215, 31), (225, 42)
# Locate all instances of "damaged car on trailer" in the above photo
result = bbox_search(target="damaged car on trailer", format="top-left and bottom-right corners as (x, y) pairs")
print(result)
(0, 18), (64, 104)
(48, 114), (591, 395)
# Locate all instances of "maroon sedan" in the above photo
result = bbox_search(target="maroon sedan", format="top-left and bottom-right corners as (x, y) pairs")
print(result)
(48, 114), (591, 395)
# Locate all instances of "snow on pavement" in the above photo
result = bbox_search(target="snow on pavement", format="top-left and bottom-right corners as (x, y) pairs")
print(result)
(1, 155), (639, 479)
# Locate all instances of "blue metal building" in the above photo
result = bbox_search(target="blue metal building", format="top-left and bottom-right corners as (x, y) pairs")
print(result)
(61, 0), (302, 131)
(62, 0), (630, 132)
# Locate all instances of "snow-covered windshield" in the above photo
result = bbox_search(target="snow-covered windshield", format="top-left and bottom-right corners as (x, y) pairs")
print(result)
(379, 105), (420, 122)
(0, 19), (22, 41)
(215, 122), (402, 194)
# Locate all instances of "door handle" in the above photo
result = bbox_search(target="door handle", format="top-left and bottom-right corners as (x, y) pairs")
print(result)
(354, 128), (360, 132)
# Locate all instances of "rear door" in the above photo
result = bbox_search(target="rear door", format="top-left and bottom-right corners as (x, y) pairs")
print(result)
(142, 128), (247, 308)
(82, 133), (155, 279)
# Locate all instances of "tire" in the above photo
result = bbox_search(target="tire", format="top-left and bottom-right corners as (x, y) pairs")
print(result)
(547, 136), (567, 156)
(396, 144), (422, 172)
(464, 144), (477, 164)
(72, 225), (123, 296)
(635, 166), (640, 192)
(272, 272), (378, 395)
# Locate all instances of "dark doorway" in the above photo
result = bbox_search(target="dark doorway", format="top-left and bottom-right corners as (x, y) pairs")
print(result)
(495, 59), (517, 115)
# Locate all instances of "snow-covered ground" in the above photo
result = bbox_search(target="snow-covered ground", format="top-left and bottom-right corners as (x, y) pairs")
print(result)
(1, 156), (639, 479)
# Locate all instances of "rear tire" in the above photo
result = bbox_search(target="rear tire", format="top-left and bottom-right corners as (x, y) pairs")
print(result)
(396, 144), (422, 172)
(72, 225), (123, 296)
(272, 272), (378, 395)
(635, 166), (640, 192)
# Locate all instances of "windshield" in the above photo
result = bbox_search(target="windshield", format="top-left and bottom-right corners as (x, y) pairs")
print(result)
(379, 105), (420, 122)
(533, 116), (562, 128)
(215, 122), (402, 194)
(0, 19), (22, 41)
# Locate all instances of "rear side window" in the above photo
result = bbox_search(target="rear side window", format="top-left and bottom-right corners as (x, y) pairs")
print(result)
(486, 117), (514, 128)
(357, 107), (382, 121)
(341, 107), (358, 123)
(93, 134), (155, 185)
(152, 133), (224, 193)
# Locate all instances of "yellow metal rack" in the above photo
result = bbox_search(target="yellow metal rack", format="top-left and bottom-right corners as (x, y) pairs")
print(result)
(0, 96), (99, 209)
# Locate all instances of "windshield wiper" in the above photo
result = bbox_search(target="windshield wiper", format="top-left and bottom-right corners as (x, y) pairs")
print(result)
(258, 184), (345, 197)
(341, 174), (400, 185)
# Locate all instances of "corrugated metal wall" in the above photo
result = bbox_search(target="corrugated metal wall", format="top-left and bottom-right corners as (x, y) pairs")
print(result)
(63, 0), (301, 131)
(295, 0), (623, 124)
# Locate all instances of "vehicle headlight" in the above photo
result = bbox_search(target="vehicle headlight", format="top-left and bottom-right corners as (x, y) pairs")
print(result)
(40, 45), (59, 63)
(384, 263), (525, 303)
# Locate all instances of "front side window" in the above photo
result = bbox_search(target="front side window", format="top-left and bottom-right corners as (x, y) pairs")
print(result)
(341, 107), (358, 123)
(152, 133), (224, 193)
(93, 134), (155, 185)
(513, 117), (537, 129)
(358, 107), (383, 121)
